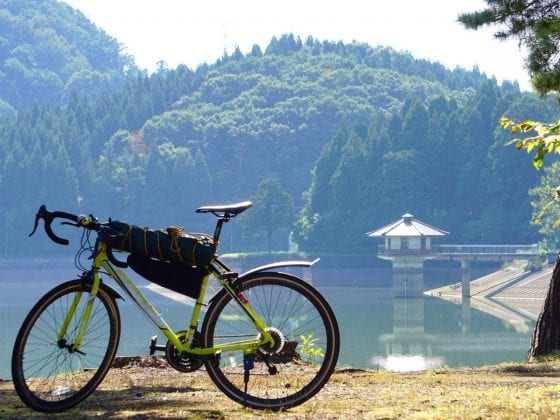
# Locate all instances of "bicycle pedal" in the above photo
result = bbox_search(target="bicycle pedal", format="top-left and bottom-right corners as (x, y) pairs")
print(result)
(149, 335), (165, 355)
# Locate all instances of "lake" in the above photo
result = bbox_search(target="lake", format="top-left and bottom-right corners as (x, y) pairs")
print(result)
(0, 264), (535, 379)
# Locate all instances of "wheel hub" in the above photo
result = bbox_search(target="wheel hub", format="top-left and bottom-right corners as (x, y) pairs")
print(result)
(257, 327), (285, 355)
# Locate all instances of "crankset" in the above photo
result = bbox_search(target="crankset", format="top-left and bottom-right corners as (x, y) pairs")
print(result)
(164, 330), (204, 372)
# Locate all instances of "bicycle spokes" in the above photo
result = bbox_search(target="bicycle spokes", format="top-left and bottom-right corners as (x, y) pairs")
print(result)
(202, 273), (339, 410)
(12, 281), (120, 412)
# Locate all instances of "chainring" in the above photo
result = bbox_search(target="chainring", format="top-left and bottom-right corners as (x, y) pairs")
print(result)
(165, 330), (204, 372)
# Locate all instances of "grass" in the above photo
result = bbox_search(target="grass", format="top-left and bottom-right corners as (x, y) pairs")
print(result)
(3, 357), (560, 418)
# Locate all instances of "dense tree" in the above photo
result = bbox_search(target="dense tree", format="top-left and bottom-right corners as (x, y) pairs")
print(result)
(240, 177), (295, 252)
(0, 0), (134, 110)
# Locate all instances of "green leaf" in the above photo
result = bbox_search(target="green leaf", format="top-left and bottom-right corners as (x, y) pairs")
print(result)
(533, 146), (545, 170)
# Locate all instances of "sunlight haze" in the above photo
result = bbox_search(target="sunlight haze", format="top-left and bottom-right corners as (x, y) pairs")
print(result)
(64, 0), (531, 90)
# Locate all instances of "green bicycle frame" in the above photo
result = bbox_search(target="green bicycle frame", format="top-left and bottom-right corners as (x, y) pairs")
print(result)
(61, 243), (274, 357)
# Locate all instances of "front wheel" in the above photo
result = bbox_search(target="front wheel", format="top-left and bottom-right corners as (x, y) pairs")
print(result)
(202, 272), (339, 410)
(11, 279), (120, 412)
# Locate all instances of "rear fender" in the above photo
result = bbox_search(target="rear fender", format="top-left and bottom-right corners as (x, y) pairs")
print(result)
(208, 260), (319, 306)
(238, 258), (319, 281)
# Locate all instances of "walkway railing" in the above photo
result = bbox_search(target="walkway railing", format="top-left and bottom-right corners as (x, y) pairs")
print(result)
(377, 244), (540, 257)
(432, 244), (539, 256)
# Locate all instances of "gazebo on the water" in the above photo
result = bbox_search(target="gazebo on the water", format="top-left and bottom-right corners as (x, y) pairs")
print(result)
(367, 213), (449, 298)
(367, 213), (449, 256)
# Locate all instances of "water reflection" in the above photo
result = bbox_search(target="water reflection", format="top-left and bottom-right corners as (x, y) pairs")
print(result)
(321, 285), (535, 372)
(373, 298), (445, 372)
(364, 286), (539, 372)
(366, 292), (531, 372)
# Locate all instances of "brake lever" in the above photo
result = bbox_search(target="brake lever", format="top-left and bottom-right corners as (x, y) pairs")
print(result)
(29, 205), (47, 238)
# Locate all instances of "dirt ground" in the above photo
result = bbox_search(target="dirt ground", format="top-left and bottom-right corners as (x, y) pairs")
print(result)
(3, 356), (560, 419)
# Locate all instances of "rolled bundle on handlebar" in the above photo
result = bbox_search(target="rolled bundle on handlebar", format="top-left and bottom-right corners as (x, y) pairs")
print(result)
(105, 220), (216, 267)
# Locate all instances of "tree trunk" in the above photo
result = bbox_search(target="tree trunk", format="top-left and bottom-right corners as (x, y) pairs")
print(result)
(528, 257), (560, 360)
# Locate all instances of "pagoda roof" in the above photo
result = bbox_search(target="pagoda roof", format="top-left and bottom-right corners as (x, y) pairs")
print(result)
(367, 213), (449, 238)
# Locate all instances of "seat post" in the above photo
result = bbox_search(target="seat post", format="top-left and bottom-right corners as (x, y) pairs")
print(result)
(196, 202), (251, 245)
(213, 213), (230, 244)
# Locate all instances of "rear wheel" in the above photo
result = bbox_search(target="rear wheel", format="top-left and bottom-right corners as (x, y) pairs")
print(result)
(202, 273), (339, 410)
(11, 280), (120, 412)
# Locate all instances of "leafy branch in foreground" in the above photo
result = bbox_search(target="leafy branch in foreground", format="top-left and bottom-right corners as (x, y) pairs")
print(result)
(501, 115), (560, 230)
(501, 116), (560, 170)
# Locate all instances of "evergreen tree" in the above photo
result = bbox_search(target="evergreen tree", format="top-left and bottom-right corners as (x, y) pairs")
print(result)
(250, 44), (263, 58)
(459, 1), (560, 94)
(241, 177), (295, 252)
(293, 126), (348, 252)
(0, 24), (552, 260)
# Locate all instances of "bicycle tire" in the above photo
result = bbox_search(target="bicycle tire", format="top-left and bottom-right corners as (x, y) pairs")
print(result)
(11, 279), (120, 412)
(201, 272), (339, 410)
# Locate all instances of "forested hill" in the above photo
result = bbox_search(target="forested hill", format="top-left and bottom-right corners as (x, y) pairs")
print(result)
(0, 0), (133, 115)
(0, 2), (557, 257)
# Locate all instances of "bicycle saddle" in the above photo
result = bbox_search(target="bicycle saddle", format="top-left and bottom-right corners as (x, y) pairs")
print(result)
(196, 201), (252, 216)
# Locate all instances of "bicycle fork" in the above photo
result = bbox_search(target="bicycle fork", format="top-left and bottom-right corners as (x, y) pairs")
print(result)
(56, 247), (113, 355)
(56, 271), (102, 355)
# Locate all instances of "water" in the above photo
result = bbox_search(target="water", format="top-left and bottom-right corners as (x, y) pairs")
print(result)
(0, 264), (534, 379)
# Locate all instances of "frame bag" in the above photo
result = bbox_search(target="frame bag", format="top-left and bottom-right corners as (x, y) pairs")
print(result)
(127, 254), (206, 299)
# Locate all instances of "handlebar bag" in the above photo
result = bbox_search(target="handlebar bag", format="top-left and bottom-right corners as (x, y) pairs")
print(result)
(107, 220), (216, 267)
(127, 254), (206, 299)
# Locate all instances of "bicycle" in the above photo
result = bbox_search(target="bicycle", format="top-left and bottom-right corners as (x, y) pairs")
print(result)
(11, 202), (340, 413)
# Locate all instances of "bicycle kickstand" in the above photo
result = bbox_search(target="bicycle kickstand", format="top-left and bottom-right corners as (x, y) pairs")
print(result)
(243, 353), (255, 403)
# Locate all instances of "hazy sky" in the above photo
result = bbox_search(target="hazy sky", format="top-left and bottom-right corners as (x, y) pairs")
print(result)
(63, 0), (532, 91)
